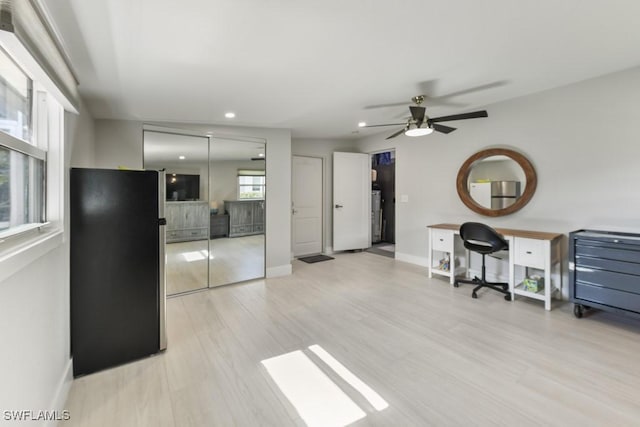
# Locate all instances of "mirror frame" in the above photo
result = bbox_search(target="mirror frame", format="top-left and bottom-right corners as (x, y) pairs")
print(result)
(456, 148), (537, 217)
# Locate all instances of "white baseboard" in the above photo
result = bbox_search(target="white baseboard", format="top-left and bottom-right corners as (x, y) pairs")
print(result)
(266, 264), (292, 278)
(46, 358), (73, 427)
(395, 252), (429, 267)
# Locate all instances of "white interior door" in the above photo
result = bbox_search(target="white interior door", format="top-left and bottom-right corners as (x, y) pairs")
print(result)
(292, 156), (323, 256)
(333, 152), (370, 251)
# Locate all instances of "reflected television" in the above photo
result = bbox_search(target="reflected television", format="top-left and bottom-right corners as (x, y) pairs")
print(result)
(166, 174), (200, 201)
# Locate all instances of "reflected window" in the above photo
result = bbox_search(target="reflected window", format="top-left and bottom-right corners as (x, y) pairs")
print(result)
(238, 169), (265, 199)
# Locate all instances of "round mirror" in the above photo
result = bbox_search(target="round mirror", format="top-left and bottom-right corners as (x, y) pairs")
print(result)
(456, 148), (536, 217)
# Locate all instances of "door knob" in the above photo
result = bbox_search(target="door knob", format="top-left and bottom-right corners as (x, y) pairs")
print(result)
(335, 204), (343, 208)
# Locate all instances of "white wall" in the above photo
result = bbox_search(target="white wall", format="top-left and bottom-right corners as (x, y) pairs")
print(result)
(0, 101), (95, 423)
(68, 101), (96, 167)
(94, 120), (143, 169)
(356, 66), (640, 276)
(291, 138), (358, 252)
(94, 120), (292, 276)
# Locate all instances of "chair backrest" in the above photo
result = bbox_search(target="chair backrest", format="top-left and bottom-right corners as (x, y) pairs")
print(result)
(459, 222), (508, 254)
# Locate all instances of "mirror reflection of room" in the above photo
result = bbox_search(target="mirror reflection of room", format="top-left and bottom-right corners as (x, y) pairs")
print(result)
(467, 155), (526, 210)
(143, 131), (266, 295)
(208, 137), (265, 288)
(144, 130), (210, 295)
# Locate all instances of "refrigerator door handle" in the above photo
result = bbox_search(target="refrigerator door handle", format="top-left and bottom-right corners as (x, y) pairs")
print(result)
(158, 171), (167, 351)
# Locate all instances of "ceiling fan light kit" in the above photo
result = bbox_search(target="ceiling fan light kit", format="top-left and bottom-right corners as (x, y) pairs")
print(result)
(360, 95), (489, 140)
(405, 125), (433, 137)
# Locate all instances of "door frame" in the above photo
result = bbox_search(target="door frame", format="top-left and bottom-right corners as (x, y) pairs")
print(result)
(291, 155), (324, 257)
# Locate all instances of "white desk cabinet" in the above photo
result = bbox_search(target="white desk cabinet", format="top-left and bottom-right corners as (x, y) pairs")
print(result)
(428, 224), (563, 310)
(511, 236), (562, 310)
(428, 226), (466, 285)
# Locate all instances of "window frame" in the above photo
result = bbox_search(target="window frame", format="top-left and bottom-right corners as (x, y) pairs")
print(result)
(0, 50), (66, 279)
(0, 78), (48, 240)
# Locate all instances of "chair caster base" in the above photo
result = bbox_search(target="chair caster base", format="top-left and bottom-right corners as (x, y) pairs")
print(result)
(472, 292), (478, 299)
(504, 294), (512, 301)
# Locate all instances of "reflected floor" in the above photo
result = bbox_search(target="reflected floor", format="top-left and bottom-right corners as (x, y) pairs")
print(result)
(166, 234), (264, 295)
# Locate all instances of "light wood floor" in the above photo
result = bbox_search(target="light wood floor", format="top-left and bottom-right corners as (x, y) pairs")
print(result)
(166, 234), (265, 295)
(62, 251), (640, 426)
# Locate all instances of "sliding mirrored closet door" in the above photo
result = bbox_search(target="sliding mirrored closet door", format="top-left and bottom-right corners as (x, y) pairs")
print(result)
(208, 137), (266, 288)
(144, 130), (266, 295)
(144, 130), (210, 295)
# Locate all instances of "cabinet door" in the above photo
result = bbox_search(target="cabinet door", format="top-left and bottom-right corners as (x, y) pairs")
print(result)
(253, 201), (265, 226)
(165, 203), (184, 231)
(182, 203), (208, 229)
(194, 203), (209, 228)
(183, 203), (197, 229)
(228, 203), (241, 226)
(230, 202), (253, 226)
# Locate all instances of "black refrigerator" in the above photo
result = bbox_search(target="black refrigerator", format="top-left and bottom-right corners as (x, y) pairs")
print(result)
(70, 168), (167, 377)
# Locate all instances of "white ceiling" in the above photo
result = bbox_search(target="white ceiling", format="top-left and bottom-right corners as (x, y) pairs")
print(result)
(41, 0), (640, 140)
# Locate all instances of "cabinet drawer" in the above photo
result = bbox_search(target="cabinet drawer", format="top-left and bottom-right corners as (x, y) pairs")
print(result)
(514, 237), (545, 269)
(576, 267), (640, 294)
(185, 228), (208, 239)
(431, 229), (453, 252)
(166, 228), (208, 242)
(575, 256), (640, 276)
(167, 230), (182, 240)
(575, 283), (640, 313)
(230, 225), (253, 235)
(576, 242), (640, 264)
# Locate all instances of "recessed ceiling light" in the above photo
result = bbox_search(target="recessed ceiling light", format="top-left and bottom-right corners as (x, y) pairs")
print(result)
(259, 153), (265, 157)
(179, 155), (186, 160)
(358, 122), (367, 127)
(225, 112), (236, 119)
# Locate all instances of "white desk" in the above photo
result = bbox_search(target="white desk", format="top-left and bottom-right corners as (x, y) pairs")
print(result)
(427, 223), (563, 310)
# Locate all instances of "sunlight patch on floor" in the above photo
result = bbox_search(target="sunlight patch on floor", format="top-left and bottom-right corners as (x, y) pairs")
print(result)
(181, 250), (214, 262)
(262, 345), (388, 426)
(261, 350), (366, 427)
(308, 345), (389, 411)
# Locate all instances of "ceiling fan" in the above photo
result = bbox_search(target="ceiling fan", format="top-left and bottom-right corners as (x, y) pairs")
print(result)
(360, 95), (488, 140)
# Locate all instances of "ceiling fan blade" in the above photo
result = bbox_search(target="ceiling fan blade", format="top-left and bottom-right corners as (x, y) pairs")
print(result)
(429, 110), (488, 123)
(409, 106), (425, 125)
(432, 124), (456, 134)
(434, 80), (508, 99)
(386, 128), (406, 140)
(364, 101), (408, 110)
(362, 123), (405, 128)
